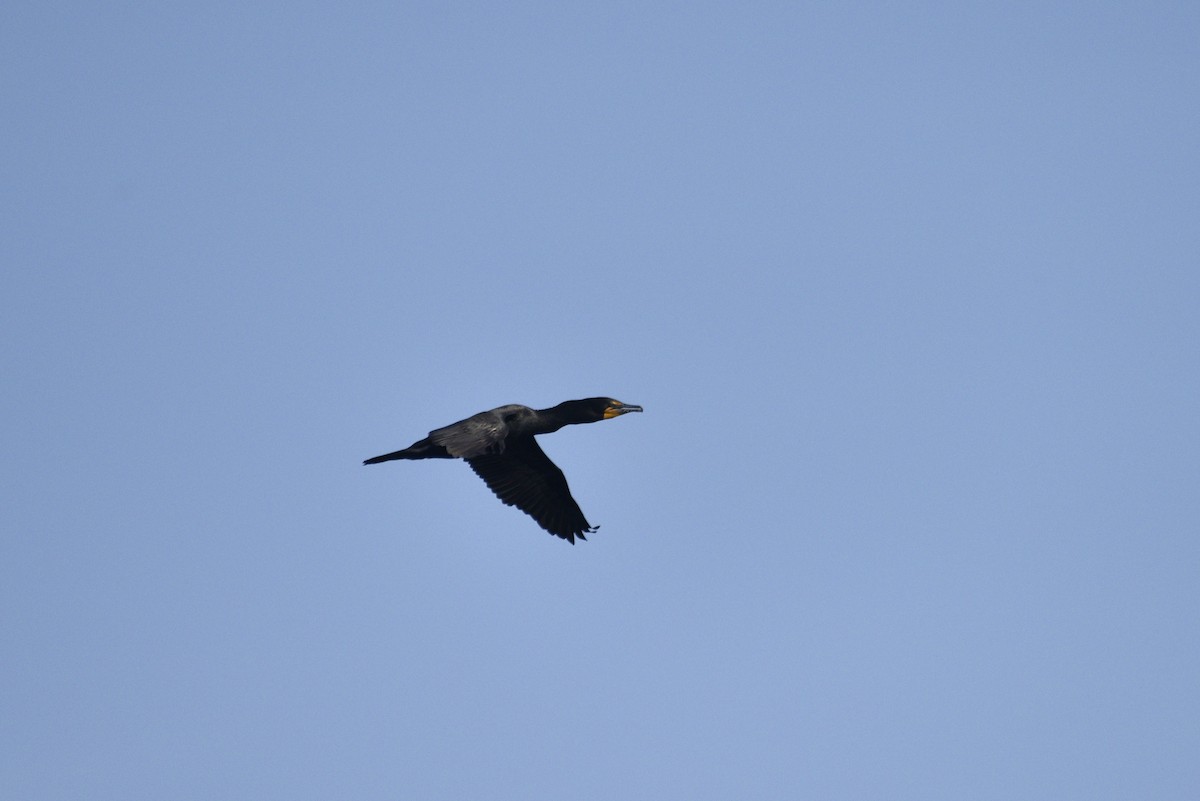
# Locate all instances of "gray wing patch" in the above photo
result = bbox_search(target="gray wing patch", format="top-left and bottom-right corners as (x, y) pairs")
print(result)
(429, 411), (508, 459)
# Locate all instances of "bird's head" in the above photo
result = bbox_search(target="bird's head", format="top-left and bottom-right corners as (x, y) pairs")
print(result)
(550, 397), (643, 424)
(600, 398), (644, 419)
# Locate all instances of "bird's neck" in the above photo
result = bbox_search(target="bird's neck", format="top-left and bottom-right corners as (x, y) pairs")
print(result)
(535, 401), (591, 434)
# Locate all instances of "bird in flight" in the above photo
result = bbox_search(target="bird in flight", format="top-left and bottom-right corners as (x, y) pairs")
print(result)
(364, 397), (643, 543)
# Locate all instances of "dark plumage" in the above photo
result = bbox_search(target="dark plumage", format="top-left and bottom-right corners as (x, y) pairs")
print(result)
(363, 397), (643, 543)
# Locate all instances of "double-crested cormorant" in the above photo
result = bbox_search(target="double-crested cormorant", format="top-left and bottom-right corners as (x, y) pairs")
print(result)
(364, 397), (643, 543)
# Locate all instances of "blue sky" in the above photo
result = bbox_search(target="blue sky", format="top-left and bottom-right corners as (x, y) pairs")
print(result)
(3, 2), (1198, 799)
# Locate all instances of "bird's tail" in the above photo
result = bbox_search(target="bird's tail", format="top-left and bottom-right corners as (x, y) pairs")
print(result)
(363, 437), (451, 465)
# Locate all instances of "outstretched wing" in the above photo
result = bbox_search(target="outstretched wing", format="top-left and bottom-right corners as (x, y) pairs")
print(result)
(467, 438), (597, 543)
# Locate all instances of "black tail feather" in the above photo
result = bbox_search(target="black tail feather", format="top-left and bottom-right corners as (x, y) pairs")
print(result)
(363, 437), (452, 465)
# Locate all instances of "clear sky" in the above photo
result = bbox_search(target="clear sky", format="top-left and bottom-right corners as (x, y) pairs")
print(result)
(3, 2), (1198, 799)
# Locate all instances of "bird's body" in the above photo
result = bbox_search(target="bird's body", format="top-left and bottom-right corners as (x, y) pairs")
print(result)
(364, 397), (642, 543)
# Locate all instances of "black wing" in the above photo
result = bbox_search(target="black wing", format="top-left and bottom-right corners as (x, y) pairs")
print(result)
(429, 410), (508, 459)
(467, 438), (596, 543)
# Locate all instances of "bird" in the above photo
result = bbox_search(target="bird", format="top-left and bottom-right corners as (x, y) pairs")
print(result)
(364, 397), (643, 543)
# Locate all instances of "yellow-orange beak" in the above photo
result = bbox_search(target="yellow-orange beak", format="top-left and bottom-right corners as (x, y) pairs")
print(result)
(603, 401), (644, 419)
